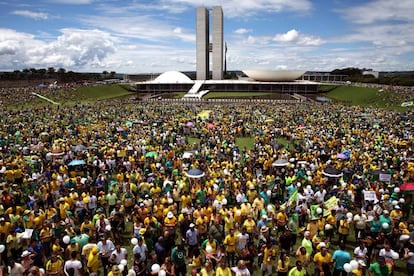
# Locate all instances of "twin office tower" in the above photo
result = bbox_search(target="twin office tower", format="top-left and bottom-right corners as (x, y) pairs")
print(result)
(196, 6), (224, 80)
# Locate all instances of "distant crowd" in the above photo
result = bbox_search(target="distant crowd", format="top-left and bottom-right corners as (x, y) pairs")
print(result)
(0, 85), (413, 276)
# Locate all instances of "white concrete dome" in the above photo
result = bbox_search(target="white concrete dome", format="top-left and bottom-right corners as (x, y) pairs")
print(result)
(153, 71), (194, 84)
(243, 70), (306, 82)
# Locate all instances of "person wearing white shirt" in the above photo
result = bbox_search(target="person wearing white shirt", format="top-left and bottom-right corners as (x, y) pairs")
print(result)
(133, 237), (148, 262)
(97, 238), (115, 275)
(111, 244), (128, 264)
(64, 251), (83, 276)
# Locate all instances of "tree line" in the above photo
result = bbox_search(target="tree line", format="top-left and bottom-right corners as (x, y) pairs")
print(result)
(0, 68), (117, 83)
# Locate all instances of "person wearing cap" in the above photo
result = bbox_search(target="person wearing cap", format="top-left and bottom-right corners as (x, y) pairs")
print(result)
(379, 210), (391, 234)
(351, 260), (367, 276)
(108, 265), (122, 276)
(186, 222), (199, 258)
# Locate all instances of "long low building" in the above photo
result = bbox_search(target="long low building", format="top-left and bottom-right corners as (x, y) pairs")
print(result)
(135, 70), (320, 95)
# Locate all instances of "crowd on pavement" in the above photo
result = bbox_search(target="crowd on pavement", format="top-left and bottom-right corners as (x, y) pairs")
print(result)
(0, 87), (413, 276)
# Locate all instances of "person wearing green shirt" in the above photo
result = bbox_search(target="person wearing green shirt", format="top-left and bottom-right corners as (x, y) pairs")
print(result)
(171, 243), (186, 276)
(288, 261), (306, 276)
(368, 256), (389, 276)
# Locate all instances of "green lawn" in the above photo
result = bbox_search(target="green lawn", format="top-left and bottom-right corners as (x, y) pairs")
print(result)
(72, 84), (134, 101)
(321, 85), (411, 110)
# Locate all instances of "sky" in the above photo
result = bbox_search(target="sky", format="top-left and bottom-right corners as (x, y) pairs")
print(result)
(0, 0), (413, 74)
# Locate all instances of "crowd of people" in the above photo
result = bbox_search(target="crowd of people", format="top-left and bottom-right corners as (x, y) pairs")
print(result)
(0, 88), (413, 276)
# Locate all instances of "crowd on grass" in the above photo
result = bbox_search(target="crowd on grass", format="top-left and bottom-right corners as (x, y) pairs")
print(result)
(0, 88), (413, 276)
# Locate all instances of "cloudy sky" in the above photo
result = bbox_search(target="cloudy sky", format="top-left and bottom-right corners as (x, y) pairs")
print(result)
(1, 0), (413, 73)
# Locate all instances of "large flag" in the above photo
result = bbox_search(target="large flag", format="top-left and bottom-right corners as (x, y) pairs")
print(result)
(280, 190), (298, 209)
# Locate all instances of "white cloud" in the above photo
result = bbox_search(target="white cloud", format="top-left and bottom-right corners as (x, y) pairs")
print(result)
(80, 14), (195, 43)
(273, 29), (324, 46)
(12, 10), (48, 20)
(339, 0), (414, 25)
(234, 28), (251, 34)
(0, 28), (116, 71)
(161, 0), (312, 17)
(46, 0), (94, 4)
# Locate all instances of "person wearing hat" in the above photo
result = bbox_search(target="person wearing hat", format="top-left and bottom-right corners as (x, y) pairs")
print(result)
(186, 222), (199, 258)
(108, 265), (122, 276)
(351, 260), (367, 276)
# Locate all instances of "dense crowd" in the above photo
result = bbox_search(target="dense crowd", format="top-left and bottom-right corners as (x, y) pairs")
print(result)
(0, 89), (413, 276)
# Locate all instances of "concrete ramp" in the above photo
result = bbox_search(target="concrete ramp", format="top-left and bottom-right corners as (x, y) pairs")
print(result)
(183, 81), (209, 99)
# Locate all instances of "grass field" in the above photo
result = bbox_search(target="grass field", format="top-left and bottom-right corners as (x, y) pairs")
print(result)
(319, 85), (411, 110)
(71, 84), (134, 102)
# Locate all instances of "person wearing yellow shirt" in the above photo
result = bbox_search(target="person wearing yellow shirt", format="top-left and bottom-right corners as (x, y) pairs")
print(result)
(196, 212), (210, 240)
(242, 215), (256, 238)
(181, 192), (192, 209)
(224, 212), (234, 235)
(216, 260), (232, 276)
(313, 246), (333, 276)
(390, 206), (403, 223)
(0, 217), (12, 236)
(164, 211), (177, 229)
(87, 247), (100, 275)
(325, 210), (336, 242)
(222, 224), (236, 257)
(261, 241), (276, 276)
(338, 217), (350, 244)
(278, 251), (291, 276)
(45, 254), (64, 275)
(276, 208), (289, 234)
(288, 261), (306, 276)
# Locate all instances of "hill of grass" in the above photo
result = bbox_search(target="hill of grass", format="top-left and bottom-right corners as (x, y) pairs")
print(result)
(72, 84), (134, 101)
(320, 85), (411, 110)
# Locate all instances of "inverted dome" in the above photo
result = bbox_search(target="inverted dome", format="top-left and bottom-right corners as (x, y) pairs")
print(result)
(243, 70), (305, 82)
(153, 71), (194, 84)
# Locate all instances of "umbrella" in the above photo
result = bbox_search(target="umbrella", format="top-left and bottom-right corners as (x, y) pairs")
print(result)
(399, 182), (414, 191)
(72, 145), (87, 152)
(272, 159), (289, 167)
(207, 123), (215, 129)
(186, 168), (205, 178)
(264, 118), (274, 123)
(145, 151), (158, 158)
(117, 127), (125, 132)
(186, 122), (195, 127)
(68, 160), (86, 166)
(322, 167), (343, 178)
(337, 153), (348, 160)
(50, 149), (64, 156)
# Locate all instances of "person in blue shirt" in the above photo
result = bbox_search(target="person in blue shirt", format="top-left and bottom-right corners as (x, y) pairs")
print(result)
(332, 242), (351, 276)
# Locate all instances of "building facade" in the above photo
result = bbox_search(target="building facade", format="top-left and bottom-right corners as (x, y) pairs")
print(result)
(196, 6), (224, 80)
